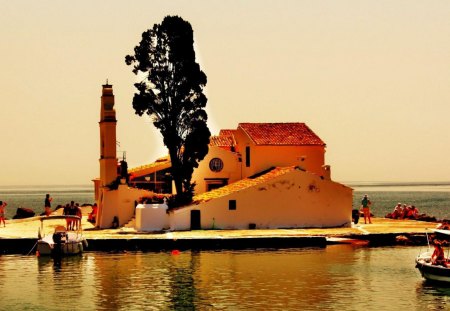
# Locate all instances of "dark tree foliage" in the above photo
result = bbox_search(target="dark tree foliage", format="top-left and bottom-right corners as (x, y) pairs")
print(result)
(125, 16), (210, 203)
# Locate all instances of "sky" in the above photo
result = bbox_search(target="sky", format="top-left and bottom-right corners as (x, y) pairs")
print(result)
(1, 0), (450, 186)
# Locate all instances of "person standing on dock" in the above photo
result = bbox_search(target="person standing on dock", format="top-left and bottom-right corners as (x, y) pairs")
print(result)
(44, 194), (53, 216)
(0, 201), (7, 227)
(75, 203), (82, 230)
(361, 194), (372, 224)
(63, 203), (71, 230)
(68, 201), (77, 230)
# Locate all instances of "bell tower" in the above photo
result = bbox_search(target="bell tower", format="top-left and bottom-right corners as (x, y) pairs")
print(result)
(99, 82), (118, 186)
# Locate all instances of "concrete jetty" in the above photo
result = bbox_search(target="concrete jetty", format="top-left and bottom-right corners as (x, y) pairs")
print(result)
(0, 216), (436, 254)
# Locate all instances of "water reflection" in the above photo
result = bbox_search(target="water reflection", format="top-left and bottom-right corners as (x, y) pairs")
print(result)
(415, 281), (450, 310)
(3, 246), (450, 310)
(36, 255), (94, 310)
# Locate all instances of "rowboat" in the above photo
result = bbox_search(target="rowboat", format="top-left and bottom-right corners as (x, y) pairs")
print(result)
(36, 215), (88, 256)
(415, 229), (450, 283)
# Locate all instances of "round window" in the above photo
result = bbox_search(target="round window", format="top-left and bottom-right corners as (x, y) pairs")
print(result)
(209, 158), (224, 172)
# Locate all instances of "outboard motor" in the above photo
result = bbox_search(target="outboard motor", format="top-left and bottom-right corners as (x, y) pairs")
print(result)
(51, 232), (64, 266)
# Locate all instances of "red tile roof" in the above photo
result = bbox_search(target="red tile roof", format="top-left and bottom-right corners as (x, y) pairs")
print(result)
(210, 129), (237, 150)
(238, 123), (325, 146)
(191, 166), (297, 204)
(219, 129), (236, 137)
(210, 135), (235, 148)
(129, 156), (171, 175)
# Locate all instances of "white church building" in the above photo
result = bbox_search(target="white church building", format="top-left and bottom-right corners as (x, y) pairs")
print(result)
(93, 84), (353, 231)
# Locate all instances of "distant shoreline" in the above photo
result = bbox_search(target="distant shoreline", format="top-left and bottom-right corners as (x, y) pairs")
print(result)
(1, 182), (450, 188)
(346, 181), (450, 187)
(0, 185), (93, 192)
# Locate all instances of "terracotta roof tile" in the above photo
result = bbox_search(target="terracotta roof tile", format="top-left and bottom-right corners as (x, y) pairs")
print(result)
(191, 166), (296, 204)
(129, 156), (171, 175)
(209, 135), (235, 148)
(219, 129), (236, 137)
(238, 123), (325, 146)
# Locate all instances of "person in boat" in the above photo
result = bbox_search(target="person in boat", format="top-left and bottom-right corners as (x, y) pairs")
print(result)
(0, 201), (7, 227)
(431, 239), (447, 267)
(361, 194), (372, 224)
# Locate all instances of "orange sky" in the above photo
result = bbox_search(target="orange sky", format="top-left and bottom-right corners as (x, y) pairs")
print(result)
(1, 1), (450, 185)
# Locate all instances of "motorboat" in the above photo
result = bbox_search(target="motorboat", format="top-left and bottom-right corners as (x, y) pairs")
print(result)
(36, 215), (88, 256)
(415, 229), (450, 283)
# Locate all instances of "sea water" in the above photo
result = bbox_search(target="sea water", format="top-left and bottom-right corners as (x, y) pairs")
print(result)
(1, 183), (449, 220)
(351, 182), (450, 220)
(0, 185), (94, 219)
(0, 246), (449, 311)
(0, 183), (450, 310)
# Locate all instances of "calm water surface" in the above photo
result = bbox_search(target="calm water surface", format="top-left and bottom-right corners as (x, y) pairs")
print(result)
(0, 185), (94, 219)
(1, 246), (449, 310)
(1, 184), (450, 310)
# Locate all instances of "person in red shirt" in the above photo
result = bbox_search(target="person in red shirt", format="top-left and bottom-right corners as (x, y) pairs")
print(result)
(0, 201), (7, 227)
(432, 239), (447, 267)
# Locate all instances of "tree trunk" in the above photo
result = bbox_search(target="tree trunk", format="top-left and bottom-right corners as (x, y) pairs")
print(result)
(168, 148), (183, 195)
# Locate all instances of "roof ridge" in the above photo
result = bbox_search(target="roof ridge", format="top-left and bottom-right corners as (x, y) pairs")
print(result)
(128, 156), (171, 173)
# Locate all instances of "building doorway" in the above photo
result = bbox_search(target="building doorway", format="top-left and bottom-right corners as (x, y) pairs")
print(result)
(190, 210), (201, 230)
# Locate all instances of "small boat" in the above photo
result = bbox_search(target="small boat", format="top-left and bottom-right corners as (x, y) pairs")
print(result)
(415, 229), (450, 283)
(36, 215), (88, 256)
(326, 237), (370, 246)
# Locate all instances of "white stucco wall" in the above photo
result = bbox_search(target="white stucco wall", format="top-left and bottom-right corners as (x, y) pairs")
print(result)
(170, 169), (352, 230)
(98, 184), (155, 228)
(250, 145), (326, 177)
(135, 203), (169, 231)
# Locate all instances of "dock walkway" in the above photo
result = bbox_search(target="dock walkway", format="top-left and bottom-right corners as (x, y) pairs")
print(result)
(0, 216), (437, 254)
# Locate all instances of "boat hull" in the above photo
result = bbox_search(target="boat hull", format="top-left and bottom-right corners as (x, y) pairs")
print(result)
(37, 231), (87, 256)
(36, 215), (87, 256)
(37, 240), (84, 256)
(416, 253), (450, 283)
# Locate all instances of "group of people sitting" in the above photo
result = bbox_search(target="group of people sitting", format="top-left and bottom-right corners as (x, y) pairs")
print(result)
(390, 203), (420, 220)
(436, 222), (450, 230)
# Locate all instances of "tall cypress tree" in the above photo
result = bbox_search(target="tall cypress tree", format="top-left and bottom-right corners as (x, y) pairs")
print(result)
(125, 16), (210, 202)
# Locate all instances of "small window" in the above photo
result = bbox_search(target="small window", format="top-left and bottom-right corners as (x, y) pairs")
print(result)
(229, 200), (236, 210)
(245, 146), (250, 167)
(209, 158), (224, 172)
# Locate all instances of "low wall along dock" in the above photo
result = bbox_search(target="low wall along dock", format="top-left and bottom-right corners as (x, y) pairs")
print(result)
(0, 217), (435, 254)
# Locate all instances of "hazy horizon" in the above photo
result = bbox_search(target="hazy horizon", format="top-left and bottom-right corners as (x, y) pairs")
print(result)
(2, 180), (450, 189)
(1, 1), (450, 186)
